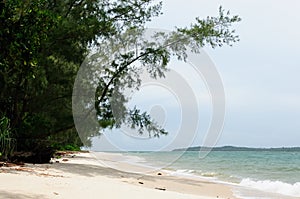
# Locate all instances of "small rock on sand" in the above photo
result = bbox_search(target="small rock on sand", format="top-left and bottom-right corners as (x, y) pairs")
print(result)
(155, 187), (166, 191)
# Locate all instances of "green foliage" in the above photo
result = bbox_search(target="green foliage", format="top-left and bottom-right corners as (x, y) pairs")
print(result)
(81, 9), (240, 137)
(127, 107), (168, 137)
(0, 0), (240, 160)
(177, 7), (241, 49)
(0, 115), (16, 160)
(51, 143), (81, 152)
(0, 0), (165, 152)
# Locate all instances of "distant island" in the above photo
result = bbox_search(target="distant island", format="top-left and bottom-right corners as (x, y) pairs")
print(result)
(173, 146), (300, 152)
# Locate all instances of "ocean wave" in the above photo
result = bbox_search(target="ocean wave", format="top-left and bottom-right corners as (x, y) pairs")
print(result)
(177, 169), (195, 174)
(170, 169), (195, 176)
(168, 169), (220, 180)
(200, 172), (218, 177)
(240, 178), (300, 197)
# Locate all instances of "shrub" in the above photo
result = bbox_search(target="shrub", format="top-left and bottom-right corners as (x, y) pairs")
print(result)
(0, 116), (16, 160)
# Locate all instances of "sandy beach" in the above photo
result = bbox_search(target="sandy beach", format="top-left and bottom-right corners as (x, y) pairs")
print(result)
(0, 152), (237, 199)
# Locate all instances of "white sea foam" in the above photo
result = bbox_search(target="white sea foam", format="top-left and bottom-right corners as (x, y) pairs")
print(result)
(175, 169), (195, 174)
(164, 169), (223, 183)
(239, 178), (300, 197)
(167, 169), (195, 177)
(200, 172), (218, 177)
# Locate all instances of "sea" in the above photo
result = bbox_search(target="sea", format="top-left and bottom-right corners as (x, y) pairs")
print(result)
(117, 150), (300, 199)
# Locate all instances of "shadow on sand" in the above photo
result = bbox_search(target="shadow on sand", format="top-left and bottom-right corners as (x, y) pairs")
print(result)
(0, 191), (48, 199)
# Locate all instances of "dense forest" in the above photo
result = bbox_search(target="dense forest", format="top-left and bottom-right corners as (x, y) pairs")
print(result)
(0, 0), (240, 163)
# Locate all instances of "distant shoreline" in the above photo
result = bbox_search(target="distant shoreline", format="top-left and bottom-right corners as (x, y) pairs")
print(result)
(172, 146), (300, 152)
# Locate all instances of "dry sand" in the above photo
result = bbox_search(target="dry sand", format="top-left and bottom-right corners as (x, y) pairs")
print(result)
(0, 152), (238, 199)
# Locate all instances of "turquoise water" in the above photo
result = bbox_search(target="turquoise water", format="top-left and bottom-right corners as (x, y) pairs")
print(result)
(125, 151), (300, 198)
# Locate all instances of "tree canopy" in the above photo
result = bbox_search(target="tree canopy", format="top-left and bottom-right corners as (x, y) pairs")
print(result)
(0, 0), (240, 162)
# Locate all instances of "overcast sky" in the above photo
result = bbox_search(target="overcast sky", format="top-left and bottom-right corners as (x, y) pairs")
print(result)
(91, 0), (300, 151)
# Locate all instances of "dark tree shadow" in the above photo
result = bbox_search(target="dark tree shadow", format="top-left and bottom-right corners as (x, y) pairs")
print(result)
(0, 191), (48, 199)
(52, 161), (145, 179)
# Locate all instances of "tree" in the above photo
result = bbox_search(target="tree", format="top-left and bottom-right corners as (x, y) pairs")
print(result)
(0, 0), (240, 162)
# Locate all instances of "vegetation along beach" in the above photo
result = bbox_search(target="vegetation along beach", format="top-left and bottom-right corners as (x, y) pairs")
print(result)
(1, 0), (300, 199)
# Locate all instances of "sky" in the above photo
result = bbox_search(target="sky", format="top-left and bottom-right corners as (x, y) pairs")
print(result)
(90, 0), (300, 151)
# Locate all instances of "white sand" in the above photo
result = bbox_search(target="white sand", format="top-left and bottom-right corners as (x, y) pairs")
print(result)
(0, 152), (237, 199)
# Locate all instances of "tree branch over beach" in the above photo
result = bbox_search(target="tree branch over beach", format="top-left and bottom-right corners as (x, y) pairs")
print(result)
(0, 0), (240, 162)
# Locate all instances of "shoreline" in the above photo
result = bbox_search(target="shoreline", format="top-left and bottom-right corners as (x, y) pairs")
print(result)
(0, 151), (237, 199)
